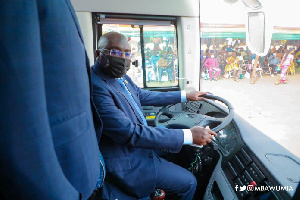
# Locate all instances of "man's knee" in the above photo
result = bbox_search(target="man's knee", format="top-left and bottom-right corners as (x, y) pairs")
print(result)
(179, 173), (197, 199)
(186, 174), (197, 193)
(166, 174), (197, 200)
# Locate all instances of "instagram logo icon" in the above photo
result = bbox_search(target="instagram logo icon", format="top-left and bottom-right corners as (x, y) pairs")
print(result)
(247, 185), (254, 191)
(247, 181), (257, 191)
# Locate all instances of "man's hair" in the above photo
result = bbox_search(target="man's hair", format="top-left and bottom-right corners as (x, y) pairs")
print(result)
(98, 32), (127, 50)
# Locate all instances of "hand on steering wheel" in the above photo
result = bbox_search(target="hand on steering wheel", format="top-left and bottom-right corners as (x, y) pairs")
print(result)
(190, 126), (218, 146)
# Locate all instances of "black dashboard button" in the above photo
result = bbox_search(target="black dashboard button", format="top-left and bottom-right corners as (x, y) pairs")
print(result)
(240, 174), (248, 185)
(236, 178), (243, 186)
(227, 162), (238, 180)
(251, 163), (266, 181)
(238, 148), (253, 166)
(234, 155), (245, 173)
(244, 170), (253, 183)
(248, 166), (259, 182)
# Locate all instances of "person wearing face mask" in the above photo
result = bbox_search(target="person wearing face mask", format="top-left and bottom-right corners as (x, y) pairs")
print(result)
(90, 32), (217, 200)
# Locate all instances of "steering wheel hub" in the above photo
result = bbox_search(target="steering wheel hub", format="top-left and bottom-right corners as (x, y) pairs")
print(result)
(154, 94), (234, 133)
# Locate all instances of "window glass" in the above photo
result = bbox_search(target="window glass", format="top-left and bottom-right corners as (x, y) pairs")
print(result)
(143, 25), (178, 88)
(101, 23), (178, 88)
(200, 0), (300, 158)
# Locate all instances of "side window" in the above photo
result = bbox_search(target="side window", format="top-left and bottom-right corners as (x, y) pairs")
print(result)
(143, 25), (178, 88)
(97, 16), (178, 89)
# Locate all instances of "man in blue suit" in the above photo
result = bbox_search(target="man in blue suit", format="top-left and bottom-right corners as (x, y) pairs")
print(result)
(91, 32), (217, 200)
(0, 1), (104, 199)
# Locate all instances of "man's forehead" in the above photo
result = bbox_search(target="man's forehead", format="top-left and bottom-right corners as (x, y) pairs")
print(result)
(106, 35), (131, 50)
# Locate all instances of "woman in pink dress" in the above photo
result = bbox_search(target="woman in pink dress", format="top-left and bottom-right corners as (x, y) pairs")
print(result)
(203, 54), (221, 81)
(275, 48), (294, 85)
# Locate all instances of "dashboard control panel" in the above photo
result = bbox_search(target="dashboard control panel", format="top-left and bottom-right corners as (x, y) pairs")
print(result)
(224, 148), (291, 199)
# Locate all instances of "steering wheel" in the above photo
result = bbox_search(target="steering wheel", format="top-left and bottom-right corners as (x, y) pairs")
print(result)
(154, 94), (234, 133)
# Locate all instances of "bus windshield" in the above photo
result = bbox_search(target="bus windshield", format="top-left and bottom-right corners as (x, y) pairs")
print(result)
(200, 0), (300, 157)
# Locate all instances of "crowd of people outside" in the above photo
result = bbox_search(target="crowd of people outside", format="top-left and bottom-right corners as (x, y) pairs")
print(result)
(145, 45), (178, 84)
(125, 35), (179, 87)
(201, 41), (300, 85)
(127, 34), (299, 87)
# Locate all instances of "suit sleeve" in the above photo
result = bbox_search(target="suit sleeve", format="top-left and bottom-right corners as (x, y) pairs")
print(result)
(92, 83), (184, 152)
(0, 2), (79, 199)
(126, 76), (182, 106)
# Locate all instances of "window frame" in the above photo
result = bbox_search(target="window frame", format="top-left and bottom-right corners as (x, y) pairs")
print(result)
(92, 13), (180, 91)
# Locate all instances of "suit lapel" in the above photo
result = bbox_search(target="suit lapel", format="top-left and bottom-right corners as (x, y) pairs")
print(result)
(105, 78), (144, 125)
(92, 61), (144, 124)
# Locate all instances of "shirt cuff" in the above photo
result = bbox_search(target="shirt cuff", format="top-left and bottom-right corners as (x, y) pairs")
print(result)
(181, 90), (187, 102)
(183, 129), (193, 144)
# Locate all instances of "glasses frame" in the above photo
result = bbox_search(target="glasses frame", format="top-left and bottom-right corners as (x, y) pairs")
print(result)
(101, 48), (132, 59)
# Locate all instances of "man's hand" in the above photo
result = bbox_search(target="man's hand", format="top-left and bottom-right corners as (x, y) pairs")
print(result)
(190, 126), (217, 146)
(186, 91), (207, 101)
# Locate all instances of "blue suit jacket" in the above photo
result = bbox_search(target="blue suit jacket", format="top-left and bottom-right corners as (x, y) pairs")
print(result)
(0, 1), (102, 199)
(91, 61), (184, 199)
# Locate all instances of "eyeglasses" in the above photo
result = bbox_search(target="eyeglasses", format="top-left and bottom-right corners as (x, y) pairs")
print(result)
(101, 49), (132, 59)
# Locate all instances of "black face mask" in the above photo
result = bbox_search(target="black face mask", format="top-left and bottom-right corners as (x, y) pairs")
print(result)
(99, 53), (131, 78)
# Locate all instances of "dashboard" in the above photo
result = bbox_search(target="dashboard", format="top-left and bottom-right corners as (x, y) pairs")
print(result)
(183, 100), (298, 199)
(143, 99), (300, 199)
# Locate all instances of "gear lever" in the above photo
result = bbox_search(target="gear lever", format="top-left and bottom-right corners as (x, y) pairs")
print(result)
(150, 189), (165, 200)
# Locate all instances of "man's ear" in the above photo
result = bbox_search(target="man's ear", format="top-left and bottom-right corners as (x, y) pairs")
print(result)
(95, 49), (100, 58)
(97, 51), (109, 68)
